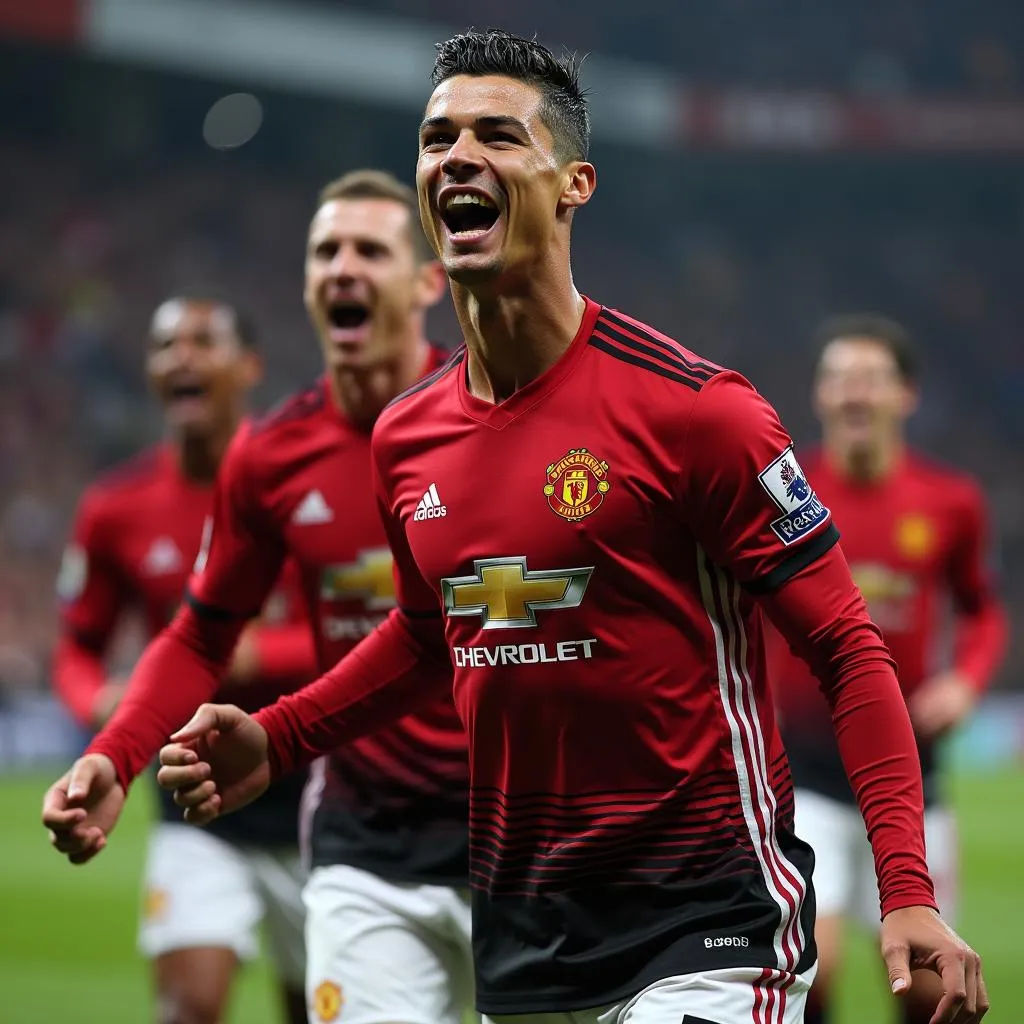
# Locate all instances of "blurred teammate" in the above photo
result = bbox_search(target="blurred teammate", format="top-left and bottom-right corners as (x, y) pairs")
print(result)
(767, 315), (1008, 1024)
(43, 171), (472, 1024)
(51, 294), (315, 1024)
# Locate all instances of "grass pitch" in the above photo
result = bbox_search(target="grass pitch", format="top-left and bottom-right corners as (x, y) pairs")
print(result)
(2, 769), (1020, 1023)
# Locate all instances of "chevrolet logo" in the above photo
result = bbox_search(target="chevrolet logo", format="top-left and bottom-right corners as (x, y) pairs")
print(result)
(320, 548), (395, 609)
(441, 556), (592, 630)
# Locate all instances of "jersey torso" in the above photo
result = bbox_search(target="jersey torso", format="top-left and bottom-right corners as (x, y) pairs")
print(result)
(374, 302), (830, 1011)
(62, 445), (307, 844)
(65, 448), (213, 638)
(232, 372), (468, 882)
(769, 449), (982, 804)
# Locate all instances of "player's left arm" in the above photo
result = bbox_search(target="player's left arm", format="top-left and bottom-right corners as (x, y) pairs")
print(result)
(682, 373), (985, 1020)
(909, 482), (1009, 741)
(681, 372), (932, 911)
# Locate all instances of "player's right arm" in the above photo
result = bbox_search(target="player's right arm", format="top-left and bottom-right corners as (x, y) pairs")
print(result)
(52, 489), (131, 731)
(86, 424), (290, 792)
(157, 444), (453, 824)
(42, 426), (289, 864)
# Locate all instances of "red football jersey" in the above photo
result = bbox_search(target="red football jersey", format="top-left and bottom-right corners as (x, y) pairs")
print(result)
(254, 300), (935, 1012)
(184, 369), (468, 881)
(56, 444), (313, 845)
(768, 449), (1007, 805)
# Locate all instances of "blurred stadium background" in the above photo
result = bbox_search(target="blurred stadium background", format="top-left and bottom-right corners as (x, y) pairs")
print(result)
(1, 2), (1022, 1022)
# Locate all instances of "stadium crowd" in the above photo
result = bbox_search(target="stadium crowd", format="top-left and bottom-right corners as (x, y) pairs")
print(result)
(318, 0), (1023, 95)
(1, 105), (1021, 701)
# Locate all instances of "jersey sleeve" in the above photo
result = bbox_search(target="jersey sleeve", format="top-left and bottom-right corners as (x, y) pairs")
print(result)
(53, 489), (130, 727)
(760, 545), (935, 917)
(946, 480), (1008, 691)
(255, 435), (448, 778)
(680, 372), (840, 591)
(185, 423), (288, 622)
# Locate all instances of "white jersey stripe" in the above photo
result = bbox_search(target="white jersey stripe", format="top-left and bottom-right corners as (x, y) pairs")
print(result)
(298, 755), (327, 872)
(718, 561), (806, 969)
(698, 546), (804, 972)
(725, 574), (808, 963)
(428, 482), (441, 506)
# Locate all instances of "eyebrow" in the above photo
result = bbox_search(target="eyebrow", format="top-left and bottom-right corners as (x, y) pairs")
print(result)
(418, 114), (530, 136)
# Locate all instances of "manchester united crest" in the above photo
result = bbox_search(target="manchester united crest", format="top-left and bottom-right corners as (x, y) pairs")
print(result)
(896, 513), (936, 559)
(544, 448), (611, 521)
(312, 981), (343, 1022)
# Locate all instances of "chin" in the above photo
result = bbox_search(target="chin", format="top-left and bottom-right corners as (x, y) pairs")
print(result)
(442, 245), (504, 282)
(173, 417), (216, 440)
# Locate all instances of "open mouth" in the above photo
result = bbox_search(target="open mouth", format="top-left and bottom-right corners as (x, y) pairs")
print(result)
(327, 302), (370, 331)
(168, 383), (208, 401)
(440, 193), (500, 239)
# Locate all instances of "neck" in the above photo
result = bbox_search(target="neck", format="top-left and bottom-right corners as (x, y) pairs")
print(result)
(175, 426), (234, 483)
(453, 262), (585, 404)
(327, 336), (431, 428)
(826, 436), (902, 483)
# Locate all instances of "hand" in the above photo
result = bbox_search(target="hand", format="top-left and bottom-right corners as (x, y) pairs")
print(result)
(225, 627), (261, 686)
(91, 679), (127, 729)
(881, 905), (987, 1023)
(156, 703), (271, 826)
(41, 754), (125, 865)
(909, 672), (977, 741)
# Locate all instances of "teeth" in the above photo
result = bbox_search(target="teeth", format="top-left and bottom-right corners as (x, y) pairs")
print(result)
(445, 193), (495, 211)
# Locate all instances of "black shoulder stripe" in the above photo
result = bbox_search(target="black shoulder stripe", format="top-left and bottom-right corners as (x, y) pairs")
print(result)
(745, 523), (841, 595)
(593, 323), (715, 386)
(599, 309), (719, 379)
(385, 347), (465, 410)
(251, 380), (325, 435)
(185, 590), (259, 622)
(589, 335), (702, 391)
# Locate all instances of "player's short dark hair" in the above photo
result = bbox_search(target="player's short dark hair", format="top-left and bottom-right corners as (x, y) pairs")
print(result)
(318, 169), (435, 264)
(815, 313), (918, 382)
(431, 28), (590, 162)
(157, 293), (258, 349)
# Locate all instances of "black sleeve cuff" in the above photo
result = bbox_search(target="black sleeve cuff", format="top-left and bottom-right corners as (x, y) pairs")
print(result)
(185, 589), (259, 621)
(745, 522), (841, 595)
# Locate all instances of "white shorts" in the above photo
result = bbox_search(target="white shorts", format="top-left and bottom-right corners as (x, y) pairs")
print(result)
(304, 863), (475, 1024)
(795, 788), (958, 930)
(483, 966), (815, 1024)
(138, 823), (307, 986)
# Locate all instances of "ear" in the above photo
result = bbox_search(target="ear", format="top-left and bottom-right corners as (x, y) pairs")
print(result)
(811, 371), (827, 423)
(414, 259), (449, 310)
(558, 161), (596, 213)
(900, 381), (920, 419)
(240, 348), (264, 390)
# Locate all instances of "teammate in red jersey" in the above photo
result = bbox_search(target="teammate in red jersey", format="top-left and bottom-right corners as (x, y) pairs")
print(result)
(765, 315), (1007, 1024)
(42, 172), (473, 1024)
(50, 295), (316, 1024)
(123, 30), (985, 1024)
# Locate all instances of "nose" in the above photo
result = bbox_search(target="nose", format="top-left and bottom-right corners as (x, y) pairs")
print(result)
(441, 129), (486, 179)
(166, 334), (200, 370)
(328, 244), (359, 282)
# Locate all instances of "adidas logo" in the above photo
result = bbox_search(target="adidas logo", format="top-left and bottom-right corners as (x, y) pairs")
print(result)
(413, 483), (447, 521)
(292, 489), (334, 525)
(142, 536), (183, 576)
